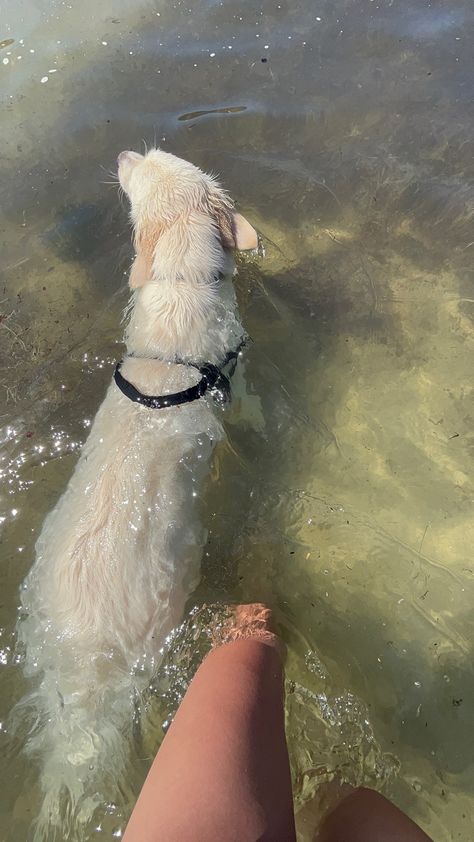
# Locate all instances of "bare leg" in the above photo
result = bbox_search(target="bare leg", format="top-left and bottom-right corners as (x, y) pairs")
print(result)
(123, 605), (296, 842)
(124, 604), (433, 842)
(316, 785), (433, 842)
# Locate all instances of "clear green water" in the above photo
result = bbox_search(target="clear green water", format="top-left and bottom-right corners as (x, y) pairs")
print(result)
(1, 0), (474, 839)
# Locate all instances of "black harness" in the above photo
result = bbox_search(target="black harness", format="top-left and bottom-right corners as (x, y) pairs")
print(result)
(113, 344), (244, 410)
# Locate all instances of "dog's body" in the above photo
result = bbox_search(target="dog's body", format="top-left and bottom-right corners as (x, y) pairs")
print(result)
(17, 150), (257, 839)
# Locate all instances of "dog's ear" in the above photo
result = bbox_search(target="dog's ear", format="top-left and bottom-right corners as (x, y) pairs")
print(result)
(231, 212), (259, 251)
(207, 188), (258, 251)
(129, 223), (162, 288)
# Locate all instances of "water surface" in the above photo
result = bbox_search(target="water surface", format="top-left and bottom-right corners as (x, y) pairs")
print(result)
(1, 0), (474, 839)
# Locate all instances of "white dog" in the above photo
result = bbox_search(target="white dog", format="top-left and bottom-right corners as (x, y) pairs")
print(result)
(16, 149), (257, 839)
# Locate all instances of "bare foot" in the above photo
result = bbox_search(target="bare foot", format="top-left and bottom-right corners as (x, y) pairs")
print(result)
(212, 603), (286, 659)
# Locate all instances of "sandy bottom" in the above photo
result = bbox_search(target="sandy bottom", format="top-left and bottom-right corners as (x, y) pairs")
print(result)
(1, 0), (474, 839)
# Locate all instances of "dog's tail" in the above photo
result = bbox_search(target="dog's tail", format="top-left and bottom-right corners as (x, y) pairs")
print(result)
(12, 620), (140, 841)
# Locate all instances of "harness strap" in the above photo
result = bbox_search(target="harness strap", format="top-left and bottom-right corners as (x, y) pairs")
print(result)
(113, 342), (245, 410)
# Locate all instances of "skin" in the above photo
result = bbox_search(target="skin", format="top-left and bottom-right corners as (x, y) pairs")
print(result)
(123, 609), (434, 842)
(317, 787), (433, 842)
(123, 637), (296, 842)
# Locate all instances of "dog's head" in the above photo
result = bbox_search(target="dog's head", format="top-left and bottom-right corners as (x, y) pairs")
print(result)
(117, 148), (258, 288)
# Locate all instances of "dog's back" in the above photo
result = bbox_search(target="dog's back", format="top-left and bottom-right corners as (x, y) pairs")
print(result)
(17, 374), (222, 839)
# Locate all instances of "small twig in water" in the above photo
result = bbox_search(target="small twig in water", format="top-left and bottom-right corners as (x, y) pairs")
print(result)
(419, 522), (431, 554)
(323, 229), (347, 247)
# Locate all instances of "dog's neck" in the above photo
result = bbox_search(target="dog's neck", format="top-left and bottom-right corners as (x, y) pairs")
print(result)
(124, 217), (242, 364)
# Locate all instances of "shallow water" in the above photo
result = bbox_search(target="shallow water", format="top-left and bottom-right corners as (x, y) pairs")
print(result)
(1, 0), (474, 838)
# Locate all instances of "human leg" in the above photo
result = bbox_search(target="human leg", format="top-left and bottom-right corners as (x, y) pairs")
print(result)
(123, 606), (296, 842)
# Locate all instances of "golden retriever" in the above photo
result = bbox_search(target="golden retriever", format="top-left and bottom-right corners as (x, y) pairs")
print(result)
(16, 149), (257, 839)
